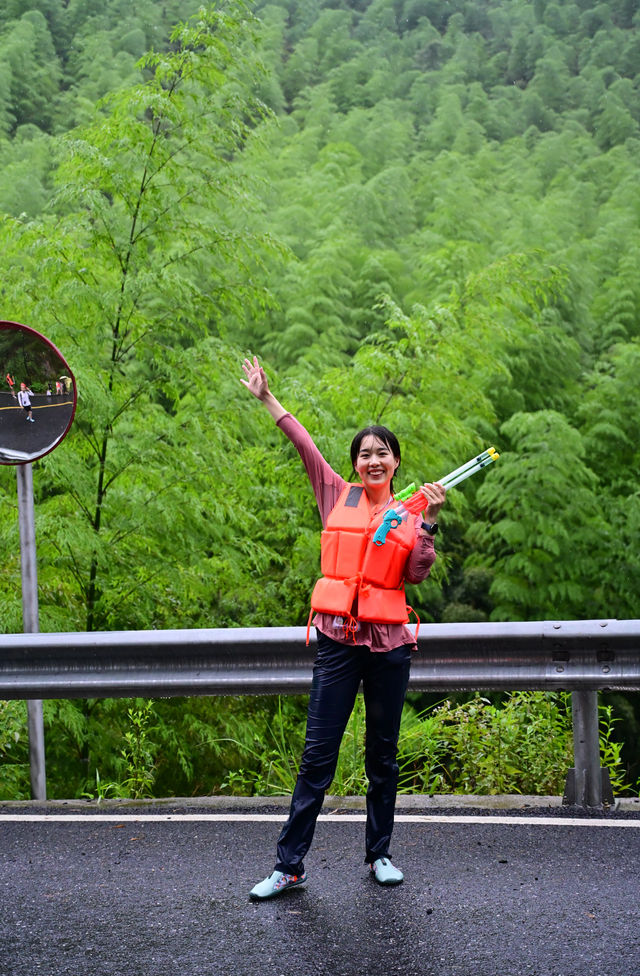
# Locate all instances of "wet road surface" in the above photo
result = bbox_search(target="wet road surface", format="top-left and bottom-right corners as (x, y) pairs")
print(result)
(0, 393), (74, 461)
(1, 798), (639, 976)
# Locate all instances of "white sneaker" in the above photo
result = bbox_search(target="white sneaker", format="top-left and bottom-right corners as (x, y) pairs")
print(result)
(370, 857), (404, 886)
(249, 870), (307, 901)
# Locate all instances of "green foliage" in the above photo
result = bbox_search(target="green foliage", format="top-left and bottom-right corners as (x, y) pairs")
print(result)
(117, 699), (158, 799)
(82, 699), (158, 800)
(3, 689), (635, 801)
(0, 10), (62, 134)
(0, 1), (276, 633)
(0, 126), (54, 216)
(219, 697), (307, 795)
(1, 0), (640, 797)
(432, 693), (573, 795)
(0, 701), (30, 799)
(598, 702), (633, 795)
(468, 411), (600, 620)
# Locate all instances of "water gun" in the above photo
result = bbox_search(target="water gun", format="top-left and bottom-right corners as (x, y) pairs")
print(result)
(372, 447), (500, 546)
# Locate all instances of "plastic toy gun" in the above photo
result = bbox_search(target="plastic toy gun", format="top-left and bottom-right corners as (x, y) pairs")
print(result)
(372, 447), (500, 546)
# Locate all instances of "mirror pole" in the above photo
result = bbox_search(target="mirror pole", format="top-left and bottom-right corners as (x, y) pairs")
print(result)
(16, 463), (47, 801)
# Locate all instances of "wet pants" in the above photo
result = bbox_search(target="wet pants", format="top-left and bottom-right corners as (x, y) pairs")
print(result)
(274, 630), (412, 875)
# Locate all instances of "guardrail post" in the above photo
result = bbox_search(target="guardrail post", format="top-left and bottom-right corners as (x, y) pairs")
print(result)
(563, 690), (613, 809)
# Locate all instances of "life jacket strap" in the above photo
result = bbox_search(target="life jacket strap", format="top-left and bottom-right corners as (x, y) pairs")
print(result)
(306, 609), (360, 646)
(406, 605), (420, 641)
(342, 613), (359, 643)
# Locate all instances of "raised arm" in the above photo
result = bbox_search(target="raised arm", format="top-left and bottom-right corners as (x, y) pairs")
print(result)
(241, 355), (345, 523)
(241, 355), (287, 423)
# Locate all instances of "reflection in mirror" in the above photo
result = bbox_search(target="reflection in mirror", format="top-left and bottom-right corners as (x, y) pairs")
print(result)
(0, 320), (76, 465)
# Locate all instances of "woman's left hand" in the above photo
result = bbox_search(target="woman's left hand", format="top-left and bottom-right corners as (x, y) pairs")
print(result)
(419, 482), (446, 521)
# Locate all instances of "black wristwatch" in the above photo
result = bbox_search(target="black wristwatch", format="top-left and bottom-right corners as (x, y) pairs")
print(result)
(421, 521), (438, 535)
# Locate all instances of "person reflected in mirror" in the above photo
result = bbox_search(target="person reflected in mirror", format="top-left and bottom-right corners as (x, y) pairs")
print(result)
(241, 355), (446, 901)
(55, 379), (62, 396)
(46, 383), (52, 398)
(6, 373), (16, 398)
(17, 382), (35, 422)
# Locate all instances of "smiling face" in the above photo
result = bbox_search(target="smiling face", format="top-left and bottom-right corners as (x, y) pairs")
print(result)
(353, 433), (400, 492)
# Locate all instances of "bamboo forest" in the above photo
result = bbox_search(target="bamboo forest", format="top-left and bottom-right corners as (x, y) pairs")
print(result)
(0, 0), (638, 801)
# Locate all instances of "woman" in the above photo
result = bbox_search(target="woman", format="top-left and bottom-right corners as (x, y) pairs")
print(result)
(241, 355), (445, 900)
(17, 383), (35, 422)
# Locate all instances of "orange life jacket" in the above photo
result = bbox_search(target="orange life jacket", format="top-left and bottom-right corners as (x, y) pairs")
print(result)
(308, 484), (418, 639)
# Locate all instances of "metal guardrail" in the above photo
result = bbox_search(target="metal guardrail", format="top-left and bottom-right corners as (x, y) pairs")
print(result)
(1, 619), (639, 699)
(1, 619), (639, 809)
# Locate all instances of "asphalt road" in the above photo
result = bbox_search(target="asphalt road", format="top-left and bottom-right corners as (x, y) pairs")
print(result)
(1, 798), (639, 976)
(0, 393), (74, 461)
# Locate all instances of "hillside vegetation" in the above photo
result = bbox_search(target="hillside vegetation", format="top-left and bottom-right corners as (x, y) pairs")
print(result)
(0, 0), (638, 798)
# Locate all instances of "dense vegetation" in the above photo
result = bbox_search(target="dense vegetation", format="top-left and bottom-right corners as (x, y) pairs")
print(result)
(0, 0), (638, 799)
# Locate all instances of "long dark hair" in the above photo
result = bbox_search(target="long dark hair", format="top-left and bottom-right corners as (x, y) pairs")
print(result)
(350, 425), (401, 493)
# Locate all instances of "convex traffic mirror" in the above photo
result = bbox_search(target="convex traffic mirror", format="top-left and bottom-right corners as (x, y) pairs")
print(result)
(1, 320), (76, 464)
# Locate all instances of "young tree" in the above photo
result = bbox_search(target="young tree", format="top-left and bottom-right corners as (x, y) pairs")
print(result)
(0, 1), (273, 632)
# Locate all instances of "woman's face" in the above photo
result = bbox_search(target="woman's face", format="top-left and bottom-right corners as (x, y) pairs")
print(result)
(354, 434), (400, 491)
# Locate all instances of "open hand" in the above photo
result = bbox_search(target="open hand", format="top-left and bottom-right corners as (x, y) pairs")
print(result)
(241, 356), (269, 400)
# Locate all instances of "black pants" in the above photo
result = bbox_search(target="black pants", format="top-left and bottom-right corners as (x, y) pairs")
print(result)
(274, 631), (411, 875)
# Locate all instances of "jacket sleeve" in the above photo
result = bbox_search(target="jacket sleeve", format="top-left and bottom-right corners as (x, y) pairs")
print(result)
(276, 412), (346, 527)
(404, 530), (437, 584)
